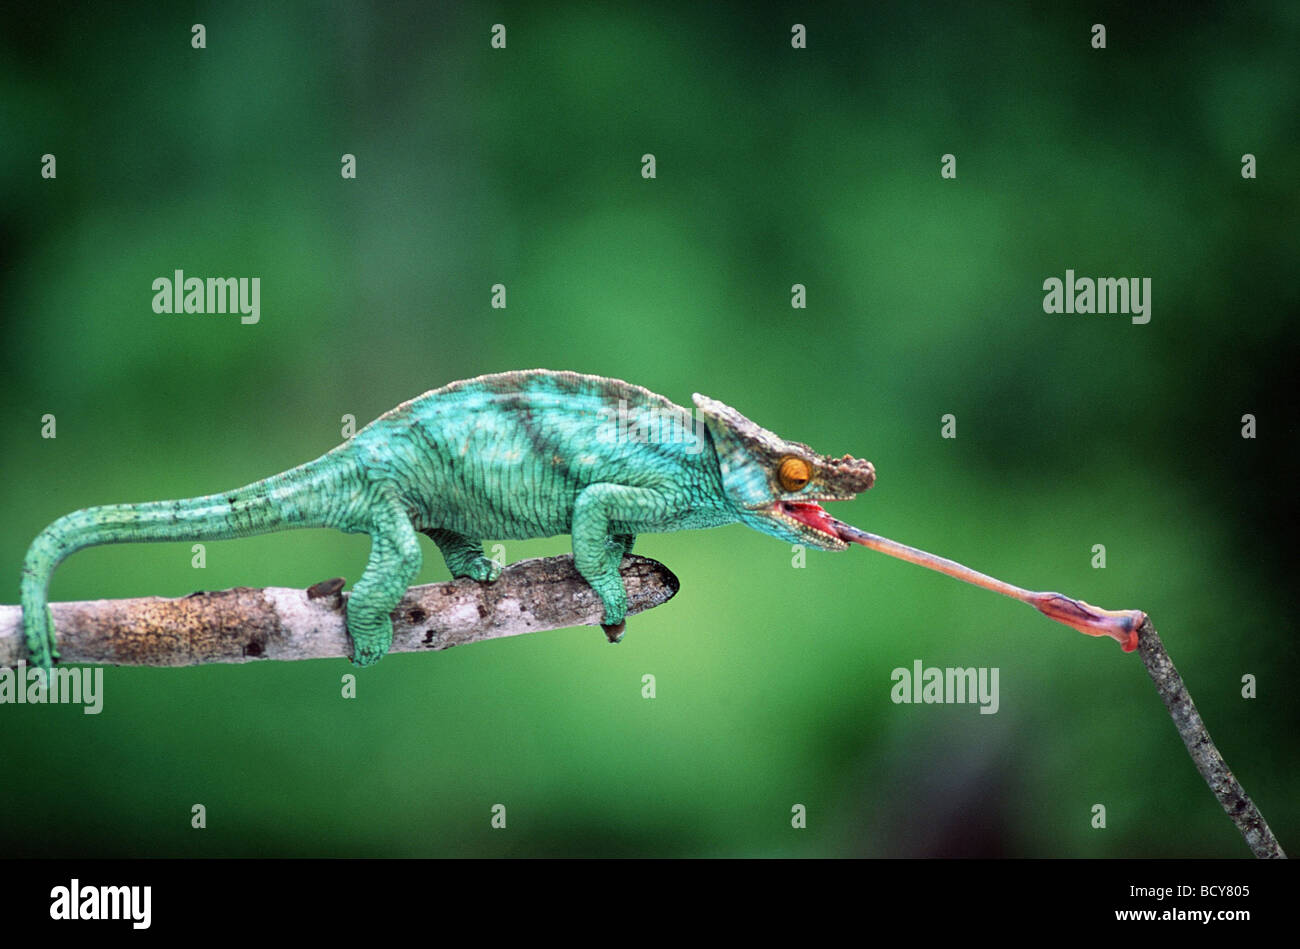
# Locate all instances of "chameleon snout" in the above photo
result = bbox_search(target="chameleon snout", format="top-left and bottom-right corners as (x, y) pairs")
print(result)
(823, 453), (875, 493)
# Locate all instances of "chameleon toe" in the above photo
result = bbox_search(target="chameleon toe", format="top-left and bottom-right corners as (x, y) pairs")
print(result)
(601, 621), (625, 643)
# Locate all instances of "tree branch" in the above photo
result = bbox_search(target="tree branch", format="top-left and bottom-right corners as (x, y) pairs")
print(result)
(1, 554), (1282, 858)
(1136, 616), (1286, 859)
(0, 555), (679, 667)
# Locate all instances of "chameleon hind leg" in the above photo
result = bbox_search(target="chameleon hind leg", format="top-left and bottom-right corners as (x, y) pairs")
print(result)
(346, 493), (423, 666)
(422, 528), (502, 581)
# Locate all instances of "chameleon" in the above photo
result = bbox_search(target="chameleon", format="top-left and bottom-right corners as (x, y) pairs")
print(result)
(20, 369), (877, 669)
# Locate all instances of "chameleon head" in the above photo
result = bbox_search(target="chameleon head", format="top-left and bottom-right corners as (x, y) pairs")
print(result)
(692, 393), (875, 551)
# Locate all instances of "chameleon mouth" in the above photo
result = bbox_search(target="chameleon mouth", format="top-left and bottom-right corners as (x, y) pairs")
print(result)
(775, 500), (855, 548)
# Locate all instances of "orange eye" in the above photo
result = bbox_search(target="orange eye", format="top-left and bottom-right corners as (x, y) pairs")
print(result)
(778, 456), (811, 492)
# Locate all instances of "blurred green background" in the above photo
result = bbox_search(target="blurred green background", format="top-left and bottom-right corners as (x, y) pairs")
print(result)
(1, 1), (1296, 857)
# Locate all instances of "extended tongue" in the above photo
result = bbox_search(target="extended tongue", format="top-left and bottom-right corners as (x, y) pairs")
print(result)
(830, 516), (1145, 651)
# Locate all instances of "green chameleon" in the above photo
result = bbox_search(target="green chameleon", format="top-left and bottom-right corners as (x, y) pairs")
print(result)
(21, 369), (876, 668)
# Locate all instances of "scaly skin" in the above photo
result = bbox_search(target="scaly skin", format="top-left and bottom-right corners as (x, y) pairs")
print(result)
(21, 370), (876, 668)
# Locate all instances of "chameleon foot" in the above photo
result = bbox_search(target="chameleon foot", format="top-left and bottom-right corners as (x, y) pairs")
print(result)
(458, 555), (502, 583)
(348, 637), (389, 667)
(601, 621), (625, 643)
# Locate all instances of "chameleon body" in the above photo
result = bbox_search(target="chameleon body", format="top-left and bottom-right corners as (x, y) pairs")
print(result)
(21, 370), (875, 668)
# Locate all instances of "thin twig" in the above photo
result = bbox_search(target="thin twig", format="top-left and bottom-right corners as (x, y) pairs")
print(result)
(2, 553), (1282, 858)
(1136, 616), (1286, 859)
(0, 555), (679, 667)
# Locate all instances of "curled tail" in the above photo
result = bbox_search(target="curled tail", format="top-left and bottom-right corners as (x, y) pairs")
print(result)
(20, 456), (351, 668)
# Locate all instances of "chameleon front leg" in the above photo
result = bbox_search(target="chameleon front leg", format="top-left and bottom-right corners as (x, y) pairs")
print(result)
(571, 485), (672, 643)
(612, 533), (637, 558)
(421, 527), (502, 581)
(346, 491), (423, 666)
